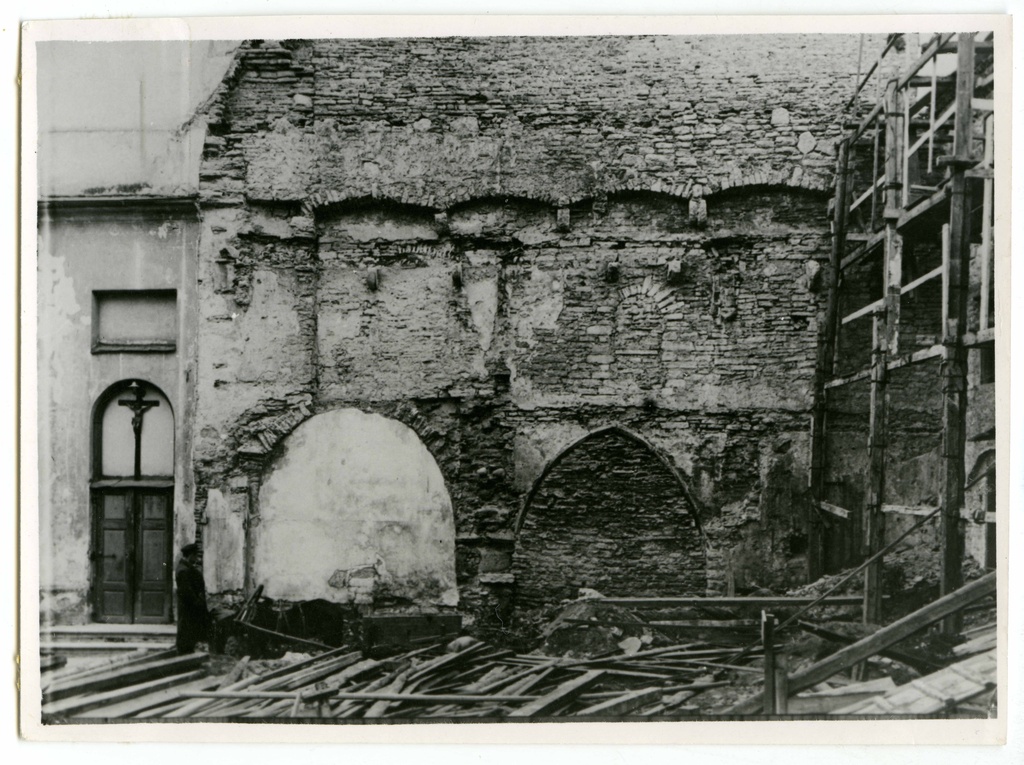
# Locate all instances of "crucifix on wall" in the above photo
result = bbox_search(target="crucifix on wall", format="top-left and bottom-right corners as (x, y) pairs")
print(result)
(118, 381), (160, 480)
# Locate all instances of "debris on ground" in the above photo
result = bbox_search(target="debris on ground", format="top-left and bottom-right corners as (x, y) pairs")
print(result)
(40, 570), (997, 721)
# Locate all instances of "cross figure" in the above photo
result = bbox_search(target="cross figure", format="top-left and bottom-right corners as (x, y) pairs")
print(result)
(119, 381), (160, 479)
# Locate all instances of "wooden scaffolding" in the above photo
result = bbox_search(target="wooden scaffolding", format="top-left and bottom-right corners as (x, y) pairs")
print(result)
(809, 32), (996, 630)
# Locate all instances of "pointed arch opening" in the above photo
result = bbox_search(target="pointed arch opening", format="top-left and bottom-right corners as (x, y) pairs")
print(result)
(513, 427), (707, 609)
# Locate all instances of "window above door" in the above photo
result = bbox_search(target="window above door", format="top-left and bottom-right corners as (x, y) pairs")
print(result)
(92, 289), (177, 353)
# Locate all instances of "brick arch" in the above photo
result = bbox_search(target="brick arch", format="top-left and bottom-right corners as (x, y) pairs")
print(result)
(445, 193), (558, 215)
(304, 192), (438, 219)
(707, 165), (833, 196)
(229, 399), (453, 476)
(599, 182), (694, 201)
(513, 426), (707, 608)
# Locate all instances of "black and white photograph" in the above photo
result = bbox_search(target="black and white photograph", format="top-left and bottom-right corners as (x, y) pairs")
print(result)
(18, 12), (1013, 746)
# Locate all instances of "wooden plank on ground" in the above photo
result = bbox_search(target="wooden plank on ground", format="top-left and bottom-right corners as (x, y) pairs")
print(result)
(795, 621), (942, 673)
(43, 653), (207, 703)
(43, 670), (207, 718)
(44, 648), (176, 686)
(728, 572), (996, 714)
(834, 649), (996, 715)
(40, 655), (68, 673)
(88, 676), (223, 719)
(575, 686), (664, 716)
(595, 596), (869, 608)
(952, 631), (997, 657)
(40, 641), (173, 653)
(508, 670), (605, 717)
(787, 677), (896, 714)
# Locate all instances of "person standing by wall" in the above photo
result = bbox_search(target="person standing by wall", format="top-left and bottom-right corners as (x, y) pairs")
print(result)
(175, 543), (210, 654)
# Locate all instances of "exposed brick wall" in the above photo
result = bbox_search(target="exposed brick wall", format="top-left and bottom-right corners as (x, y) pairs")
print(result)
(514, 429), (705, 607)
(200, 35), (882, 208)
(191, 35), (880, 628)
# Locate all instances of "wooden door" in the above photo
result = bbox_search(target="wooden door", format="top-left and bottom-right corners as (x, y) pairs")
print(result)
(92, 488), (173, 623)
(93, 491), (133, 623)
(134, 491), (173, 623)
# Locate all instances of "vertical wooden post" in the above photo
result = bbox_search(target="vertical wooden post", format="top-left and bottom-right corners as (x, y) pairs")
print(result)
(774, 654), (789, 715)
(809, 138), (850, 582)
(979, 116), (994, 332)
(762, 611), (776, 715)
(243, 468), (261, 596)
(863, 79), (904, 625)
(938, 34), (976, 634)
(863, 309), (888, 625)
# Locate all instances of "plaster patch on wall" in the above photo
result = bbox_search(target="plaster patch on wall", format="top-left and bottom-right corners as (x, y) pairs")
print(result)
(254, 408), (458, 606)
(513, 265), (564, 346)
(465, 277), (498, 352)
(203, 488), (245, 592)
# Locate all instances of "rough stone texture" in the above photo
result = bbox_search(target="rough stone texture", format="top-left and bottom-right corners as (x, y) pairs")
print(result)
(200, 36), (880, 210)
(192, 35), (881, 629)
(514, 429), (705, 607)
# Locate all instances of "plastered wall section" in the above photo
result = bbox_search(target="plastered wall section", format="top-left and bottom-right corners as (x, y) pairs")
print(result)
(37, 207), (198, 623)
(36, 40), (237, 198)
(253, 409), (458, 606)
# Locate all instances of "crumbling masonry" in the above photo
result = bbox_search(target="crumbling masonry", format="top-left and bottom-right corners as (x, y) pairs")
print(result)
(190, 35), (890, 636)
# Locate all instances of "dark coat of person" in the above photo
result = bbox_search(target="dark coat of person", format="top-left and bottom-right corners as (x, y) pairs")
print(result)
(175, 555), (210, 654)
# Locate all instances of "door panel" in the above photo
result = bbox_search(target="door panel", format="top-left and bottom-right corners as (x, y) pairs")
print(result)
(134, 491), (172, 623)
(94, 492), (132, 623)
(93, 488), (173, 623)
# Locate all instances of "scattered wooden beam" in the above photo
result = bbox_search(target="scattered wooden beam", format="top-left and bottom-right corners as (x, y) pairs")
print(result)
(89, 676), (223, 719)
(43, 653), (207, 703)
(595, 596), (869, 608)
(818, 501), (850, 519)
(508, 670), (605, 717)
(43, 670), (207, 718)
(40, 655), (67, 673)
(180, 689), (543, 705)
(728, 572), (996, 714)
(795, 621), (942, 674)
(882, 504), (940, 517)
(575, 687), (664, 716)
(834, 649), (996, 715)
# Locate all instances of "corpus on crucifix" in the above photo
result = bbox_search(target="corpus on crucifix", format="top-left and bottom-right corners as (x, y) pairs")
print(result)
(118, 381), (160, 480)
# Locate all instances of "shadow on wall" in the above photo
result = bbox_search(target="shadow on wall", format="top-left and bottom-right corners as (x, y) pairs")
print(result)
(513, 427), (707, 609)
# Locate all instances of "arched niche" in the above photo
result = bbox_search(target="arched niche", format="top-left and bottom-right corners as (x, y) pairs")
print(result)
(253, 408), (458, 607)
(93, 379), (174, 479)
(513, 427), (706, 609)
(89, 379), (175, 623)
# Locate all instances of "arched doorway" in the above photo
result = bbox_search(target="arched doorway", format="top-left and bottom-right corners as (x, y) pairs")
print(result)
(90, 379), (175, 623)
(514, 428), (706, 608)
(254, 408), (458, 607)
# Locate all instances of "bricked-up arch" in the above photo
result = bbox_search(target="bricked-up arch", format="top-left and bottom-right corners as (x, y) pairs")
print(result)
(613, 293), (667, 394)
(514, 428), (706, 608)
(254, 408), (458, 607)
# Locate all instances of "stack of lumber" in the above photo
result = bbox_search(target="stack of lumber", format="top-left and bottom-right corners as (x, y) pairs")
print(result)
(41, 650), (209, 720)
(73, 637), (766, 720)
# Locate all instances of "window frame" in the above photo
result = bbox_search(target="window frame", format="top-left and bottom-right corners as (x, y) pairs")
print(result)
(91, 288), (178, 354)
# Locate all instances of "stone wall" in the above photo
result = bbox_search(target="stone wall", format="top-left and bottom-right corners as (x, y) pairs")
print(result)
(192, 35), (875, 631)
